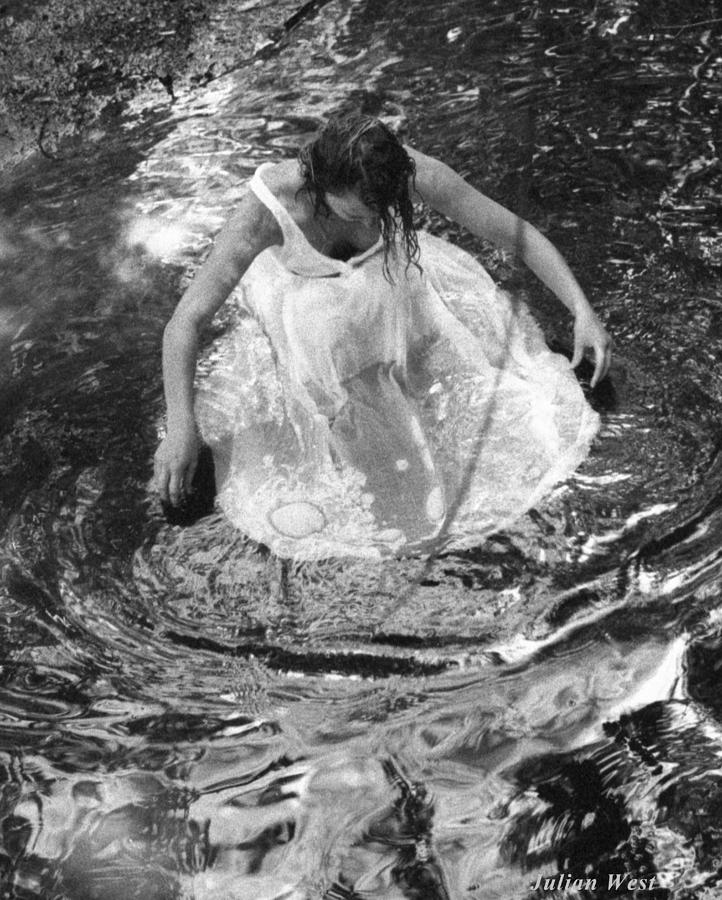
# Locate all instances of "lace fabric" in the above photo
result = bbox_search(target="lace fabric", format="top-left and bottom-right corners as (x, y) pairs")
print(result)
(194, 165), (600, 558)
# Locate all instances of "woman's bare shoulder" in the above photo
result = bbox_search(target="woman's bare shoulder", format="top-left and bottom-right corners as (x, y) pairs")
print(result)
(222, 162), (299, 251)
(404, 143), (434, 167)
(219, 190), (279, 254)
(403, 144), (448, 199)
(213, 159), (307, 258)
(259, 158), (303, 187)
(260, 158), (317, 225)
(256, 159), (306, 207)
(404, 145), (472, 214)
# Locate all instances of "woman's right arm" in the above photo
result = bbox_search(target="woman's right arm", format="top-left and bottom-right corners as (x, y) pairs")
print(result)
(155, 189), (281, 506)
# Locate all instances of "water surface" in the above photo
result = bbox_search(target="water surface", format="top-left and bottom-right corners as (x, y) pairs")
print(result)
(1, 0), (721, 897)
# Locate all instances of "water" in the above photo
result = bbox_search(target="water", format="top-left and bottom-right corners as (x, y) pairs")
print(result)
(1, 0), (721, 896)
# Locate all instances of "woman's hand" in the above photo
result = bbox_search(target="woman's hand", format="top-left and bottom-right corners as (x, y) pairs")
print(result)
(154, 422), (200, 506)
(571, 306), (612, 387)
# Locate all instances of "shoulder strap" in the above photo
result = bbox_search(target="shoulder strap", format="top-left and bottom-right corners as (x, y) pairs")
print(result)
(247, 163), (349, 278)
(248, 164), (300, 239)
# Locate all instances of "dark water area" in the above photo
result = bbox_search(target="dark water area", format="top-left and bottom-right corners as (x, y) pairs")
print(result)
(0, 0), (721, 896)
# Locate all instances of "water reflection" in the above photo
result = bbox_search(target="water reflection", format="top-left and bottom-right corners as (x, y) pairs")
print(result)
(1, 0), (721, 896)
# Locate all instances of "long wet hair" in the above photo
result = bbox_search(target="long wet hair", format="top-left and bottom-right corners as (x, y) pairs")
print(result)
(298, 113), (420, 276)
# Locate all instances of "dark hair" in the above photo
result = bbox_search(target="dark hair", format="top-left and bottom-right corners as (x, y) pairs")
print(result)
(298, 113), (420, 277)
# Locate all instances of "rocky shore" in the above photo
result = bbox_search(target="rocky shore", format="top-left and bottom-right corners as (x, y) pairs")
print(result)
(0, 0), (326, 173)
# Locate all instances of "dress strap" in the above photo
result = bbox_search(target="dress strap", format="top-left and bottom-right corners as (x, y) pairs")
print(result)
(247, 163), (350, 278)
(248, 163), (301, 240)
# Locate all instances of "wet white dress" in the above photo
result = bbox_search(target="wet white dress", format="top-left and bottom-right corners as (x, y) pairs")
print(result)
(194, 164), (599, 559)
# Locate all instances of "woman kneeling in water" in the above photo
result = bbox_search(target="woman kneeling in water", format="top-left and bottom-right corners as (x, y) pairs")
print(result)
(154, 113), (611, 557)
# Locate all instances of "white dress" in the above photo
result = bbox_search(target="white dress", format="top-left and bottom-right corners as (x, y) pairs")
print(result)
(194, 164), (599, 559)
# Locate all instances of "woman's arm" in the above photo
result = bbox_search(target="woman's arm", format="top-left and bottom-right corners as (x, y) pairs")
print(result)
(406, 146), (612, 386)
(155, 189), (281, 506)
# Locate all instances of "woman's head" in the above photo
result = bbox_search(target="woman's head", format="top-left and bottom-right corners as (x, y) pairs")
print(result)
(298, 113), (419, 273)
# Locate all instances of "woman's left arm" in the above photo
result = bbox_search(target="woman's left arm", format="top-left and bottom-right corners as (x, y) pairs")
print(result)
(406, 146), (612, 386)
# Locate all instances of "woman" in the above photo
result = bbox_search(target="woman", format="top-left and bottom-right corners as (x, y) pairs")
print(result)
(154, 113), (611, 557)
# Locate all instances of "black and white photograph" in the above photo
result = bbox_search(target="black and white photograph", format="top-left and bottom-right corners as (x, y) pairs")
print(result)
(0, 0), (721, 897)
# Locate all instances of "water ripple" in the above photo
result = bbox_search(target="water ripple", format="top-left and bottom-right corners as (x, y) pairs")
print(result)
(0, 0), (721, 895)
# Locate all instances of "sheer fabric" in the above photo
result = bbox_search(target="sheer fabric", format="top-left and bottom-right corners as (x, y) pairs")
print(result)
(194, 165), (599, 558)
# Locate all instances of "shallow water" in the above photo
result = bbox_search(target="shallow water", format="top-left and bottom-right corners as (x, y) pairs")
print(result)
(1, 0), (721, 897)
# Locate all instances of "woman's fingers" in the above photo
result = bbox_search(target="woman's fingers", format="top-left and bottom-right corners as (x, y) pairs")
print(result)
(168, 468), (185, 507)
(154, 450), (170, 504)
(591, 351), (605, 388)
(590, 335), (612, 387)
(154, 443), (188, 506)
(572, 335), (612, 387)
(571, 340), (583, 369)
(157, 471), (169, 504)
(186, 455), (198, 490)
